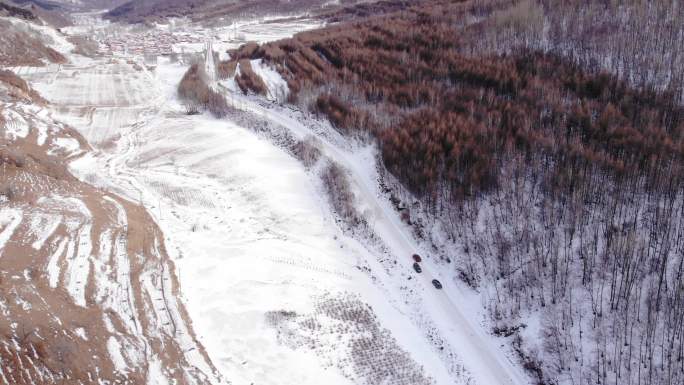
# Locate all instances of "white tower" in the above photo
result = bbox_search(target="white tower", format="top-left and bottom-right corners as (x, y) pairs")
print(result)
(204, 40), (217, 84)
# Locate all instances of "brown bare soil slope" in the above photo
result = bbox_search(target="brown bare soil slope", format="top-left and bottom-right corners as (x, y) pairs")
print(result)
(0, 18), (66, 66)
(0, 70), (45, 102)
(0, 1), (37, 20)
(0, 73), (220, 384)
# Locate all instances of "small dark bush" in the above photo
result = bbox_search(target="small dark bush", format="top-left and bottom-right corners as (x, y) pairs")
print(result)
(291, 136), (322, 168)
(206, 89), (230, 118)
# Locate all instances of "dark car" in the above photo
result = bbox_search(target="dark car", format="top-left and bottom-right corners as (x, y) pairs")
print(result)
(413, 262), (422, 273)
(432, 279), (443, 289)
(412, 254), (422, 263)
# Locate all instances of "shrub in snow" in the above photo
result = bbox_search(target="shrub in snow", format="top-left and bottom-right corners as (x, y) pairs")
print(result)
(177, 63), (231, 118)
(178, 64), (208, 108)
(291, 136), (322, 169)
(206, 89), (230, 118)
(216, 60), (236, 80)
(321, 162), (366, 228)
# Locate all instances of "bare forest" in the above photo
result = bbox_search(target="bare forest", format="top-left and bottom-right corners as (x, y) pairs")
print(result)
(221, 1), (684, 384)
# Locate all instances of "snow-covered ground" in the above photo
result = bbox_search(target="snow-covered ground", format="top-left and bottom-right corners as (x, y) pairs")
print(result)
(11, 15), (531, 385)
(225, 92), (531, 385)
(60, 57), (460, 385)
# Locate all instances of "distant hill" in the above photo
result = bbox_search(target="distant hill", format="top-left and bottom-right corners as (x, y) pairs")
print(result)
(9, 0), (62, 11)
(1, 0), (73, 27)
(0, 1), (37, 19)
(104, 0), (207, 23)
(104, 0), (367, 23)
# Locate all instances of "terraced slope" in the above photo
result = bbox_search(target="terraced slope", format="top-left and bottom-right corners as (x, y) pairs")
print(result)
(0, 67), (222, 385)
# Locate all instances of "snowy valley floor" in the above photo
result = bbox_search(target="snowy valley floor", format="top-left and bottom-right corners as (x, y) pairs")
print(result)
(8, 16), (531, 385)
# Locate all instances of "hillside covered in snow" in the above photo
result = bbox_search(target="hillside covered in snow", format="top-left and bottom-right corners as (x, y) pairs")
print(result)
(1, 1), (684, 385)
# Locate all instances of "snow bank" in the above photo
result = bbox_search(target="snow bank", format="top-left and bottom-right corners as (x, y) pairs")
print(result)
(65, 223), (92, 307)
(48, 137), (82, 157)
(0, 208), (23, 252)
(107, 336), (128, 374)
(30, 214), (62, 250)
(46, 238), (68, 288)
(2, 109), (29, 140)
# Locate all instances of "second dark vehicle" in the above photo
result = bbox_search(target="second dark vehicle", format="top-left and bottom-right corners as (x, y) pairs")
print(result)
(432, 279), (443, 289)
(413, 262), (422, 273)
